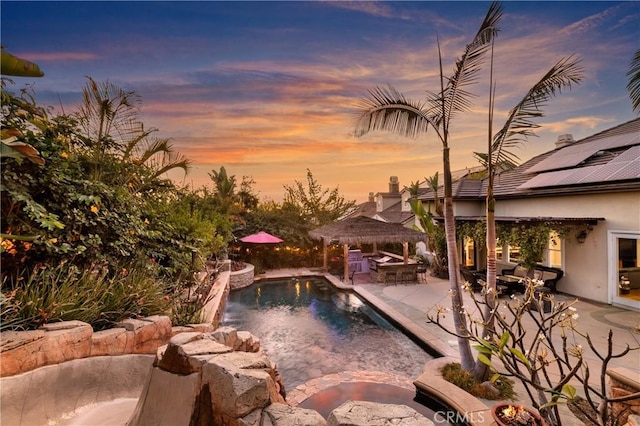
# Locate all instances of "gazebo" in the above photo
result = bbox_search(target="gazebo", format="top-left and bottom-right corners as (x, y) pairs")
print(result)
(309, 216), (428, 282)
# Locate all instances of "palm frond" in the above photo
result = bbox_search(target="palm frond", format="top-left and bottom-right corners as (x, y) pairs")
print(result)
(76, 77), (142, 151)
(121, 128), (157, 160)
(136, 137), (173, 164)
(438, 1), (503, 126)
(492, 55), (583, 167)
(626, 48), (640, 114)
(354, 85), (438, 139)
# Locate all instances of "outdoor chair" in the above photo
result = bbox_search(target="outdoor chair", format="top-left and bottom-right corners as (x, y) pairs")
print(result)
(416, 264), (428, 284)
(460, 268), (484, 292)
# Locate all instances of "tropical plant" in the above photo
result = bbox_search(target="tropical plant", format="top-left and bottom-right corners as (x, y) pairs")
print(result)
(1, 261), (172, 331)
(0, 49), (44, 77)
(472, 52), (582, 379)
(355, 1), (503, 372)
(209, 165), (239, 214)
(409, 197), (447, 278)
(75, 77), (189, 187)
(1, 49), (46, 166)
(162, 186), (234, 259)
(425, 172), (443, 216)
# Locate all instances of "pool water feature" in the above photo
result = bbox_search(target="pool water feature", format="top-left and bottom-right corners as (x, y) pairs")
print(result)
(222, 276), (433, 389)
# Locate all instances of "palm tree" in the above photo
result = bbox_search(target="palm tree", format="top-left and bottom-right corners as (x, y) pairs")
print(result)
(475, 56), (583, 395)
(209, 166), (239, 214)
(425, 172), (443, 216)
(75, 77), (189, 188)
(355, 2), (503, 372)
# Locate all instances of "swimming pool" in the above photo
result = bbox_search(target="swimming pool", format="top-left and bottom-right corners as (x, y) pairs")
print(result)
(222, 276), (433, 389)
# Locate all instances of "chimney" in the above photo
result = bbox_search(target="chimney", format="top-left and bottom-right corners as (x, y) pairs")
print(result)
(389, 176), (399, 194)
(555, 134), (575, 149)
(368, 192), (375, 202)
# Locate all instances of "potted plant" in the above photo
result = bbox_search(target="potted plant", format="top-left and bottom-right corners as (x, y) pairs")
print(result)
(619, 276), (631, 295)
(491, 403), (546, 426)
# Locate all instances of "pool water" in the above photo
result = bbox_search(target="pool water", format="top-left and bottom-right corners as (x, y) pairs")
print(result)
(222, 276), (432, 389)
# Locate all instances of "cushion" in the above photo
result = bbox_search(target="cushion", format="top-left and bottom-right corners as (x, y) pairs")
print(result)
(542, 271), (556, 281)
(514, 266), (528, 277)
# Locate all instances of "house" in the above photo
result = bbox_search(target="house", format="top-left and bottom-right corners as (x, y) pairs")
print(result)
(344, 176), (413, 225)
(418, 118), (640, 310)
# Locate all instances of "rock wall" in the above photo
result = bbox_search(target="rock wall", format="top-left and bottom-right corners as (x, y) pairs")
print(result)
(0, 316), (216, 378)
(230, 263), (255, 290)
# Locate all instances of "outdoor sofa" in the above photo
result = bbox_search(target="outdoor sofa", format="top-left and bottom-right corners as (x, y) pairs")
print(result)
(501, 264), (564, 293)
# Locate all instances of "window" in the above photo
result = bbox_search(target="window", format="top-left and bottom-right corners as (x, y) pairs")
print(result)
(507, 244), (521, 263)
(547, 231), (562, 268)
(462, 236), (475, 268)
(495, 239), (503, 261)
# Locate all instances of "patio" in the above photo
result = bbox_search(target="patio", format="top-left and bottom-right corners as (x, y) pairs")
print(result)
(238, 268), (640, 423)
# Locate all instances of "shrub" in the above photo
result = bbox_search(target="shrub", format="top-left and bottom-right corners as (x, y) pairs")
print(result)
(1, 262), (171, 331)
(441, 362), (516, 400)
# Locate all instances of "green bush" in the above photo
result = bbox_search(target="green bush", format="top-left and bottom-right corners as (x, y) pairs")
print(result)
(1, 262), (171, 331)
(441, 362), (517, 400)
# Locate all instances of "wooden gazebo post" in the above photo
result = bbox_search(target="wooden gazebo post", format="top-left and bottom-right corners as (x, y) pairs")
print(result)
(322, 240), (328, 270)
(343, 243), (349, 283)
(403, 241), (409, 264)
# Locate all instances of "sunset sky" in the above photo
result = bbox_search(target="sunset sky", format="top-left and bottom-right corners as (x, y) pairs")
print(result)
(2, 1), (638, 202)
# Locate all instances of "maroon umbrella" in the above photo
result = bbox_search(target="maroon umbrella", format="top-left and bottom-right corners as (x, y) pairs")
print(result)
(239, 231), (283, 244)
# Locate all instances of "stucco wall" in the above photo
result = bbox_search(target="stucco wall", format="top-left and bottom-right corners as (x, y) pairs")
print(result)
(494, 191), (640, 303)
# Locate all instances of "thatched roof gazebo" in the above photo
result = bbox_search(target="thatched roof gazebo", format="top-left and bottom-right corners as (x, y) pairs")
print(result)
(309, 216), (427, 281)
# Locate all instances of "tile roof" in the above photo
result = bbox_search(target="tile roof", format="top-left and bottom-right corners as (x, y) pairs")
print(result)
(417, 118), (640, 201)
(374, 201), (415, 224)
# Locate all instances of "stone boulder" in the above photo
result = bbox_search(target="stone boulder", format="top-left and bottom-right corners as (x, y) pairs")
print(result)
(156, 332), (233, 375)
(261, 403), (327, 425)
(0, 329), (46, 376)
(118, 315), (172, 354)
(204, 351), (286, 424)
(127, 328), (295, 426)
(212, 326), (260, 352)
(327, 401), (434, 426)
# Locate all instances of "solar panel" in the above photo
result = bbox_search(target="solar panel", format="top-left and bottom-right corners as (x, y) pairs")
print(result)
(525, 132), (640, 174)
(611, 145), (640, 163)
(518, 159), (640, 189)
(526, 146), (596, 174)
(607, 160), (640, 181)
(517, 169), (575, 189)
(577, 162), (629, 183)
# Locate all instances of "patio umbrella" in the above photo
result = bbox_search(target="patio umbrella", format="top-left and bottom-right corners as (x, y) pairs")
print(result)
(239, 231), (283, 244)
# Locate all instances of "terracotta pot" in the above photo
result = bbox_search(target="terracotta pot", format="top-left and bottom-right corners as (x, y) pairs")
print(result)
(491, 403), (546, 426)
